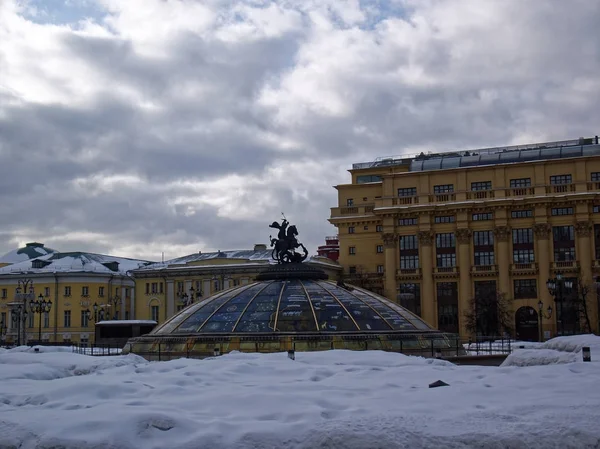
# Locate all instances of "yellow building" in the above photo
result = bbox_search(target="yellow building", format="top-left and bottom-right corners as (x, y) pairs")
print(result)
(130, 245), (342, 324)
(330, 136), (600, 340)
(0, 246), (150, 345)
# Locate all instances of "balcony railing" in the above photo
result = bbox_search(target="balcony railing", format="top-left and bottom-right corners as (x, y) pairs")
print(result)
(392, 196), (419, 206)
(505, 187), (535, 197)
(471, 264), (498, 275)
(511, 262), (538, 273)
(546, 184), (576, 194)
(551, 261), (579, 272)
(331, 204), (375, 217)
(429, 193), (456, 203)
(433, 266), (459, 277)
(466, 190), (495, 200)
(397, 268), (422, 278)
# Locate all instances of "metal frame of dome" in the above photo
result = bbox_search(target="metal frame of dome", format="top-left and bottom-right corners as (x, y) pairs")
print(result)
(124, 274), (454, 360)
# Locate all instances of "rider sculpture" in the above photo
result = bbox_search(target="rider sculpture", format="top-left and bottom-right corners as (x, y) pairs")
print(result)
(269, 216), (308, 264)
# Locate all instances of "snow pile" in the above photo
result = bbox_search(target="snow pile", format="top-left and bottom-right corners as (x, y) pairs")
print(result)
(502, 334), (600, 367)
(1, 347), (599, 448)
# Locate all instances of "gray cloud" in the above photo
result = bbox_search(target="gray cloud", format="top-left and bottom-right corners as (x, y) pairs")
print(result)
(0, 0), (599, 261)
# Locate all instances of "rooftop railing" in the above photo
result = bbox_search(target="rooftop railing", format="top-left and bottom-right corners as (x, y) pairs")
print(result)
(352, 136), (598, 170)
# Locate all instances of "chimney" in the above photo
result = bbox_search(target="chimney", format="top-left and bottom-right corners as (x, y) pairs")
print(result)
(254, 244), (267, 251)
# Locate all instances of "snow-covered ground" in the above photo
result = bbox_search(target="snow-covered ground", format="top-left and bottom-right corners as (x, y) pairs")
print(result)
(1, 336), (600, 449)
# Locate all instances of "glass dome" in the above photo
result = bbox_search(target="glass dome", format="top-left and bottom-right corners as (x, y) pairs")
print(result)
(152, 279), (433, 336)
(125, 272), (452, 360)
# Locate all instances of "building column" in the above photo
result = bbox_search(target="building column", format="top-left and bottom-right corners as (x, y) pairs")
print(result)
(418, 231), (435, 327)
(534, 223), (552, 337)
(166, 280), (175, 320)
(456, 229), (472, 337)
(129, 287), (135, 320)
(382, 233), (398, 301)
(575, 221), (596, 332)
(494, 226), (511, 297)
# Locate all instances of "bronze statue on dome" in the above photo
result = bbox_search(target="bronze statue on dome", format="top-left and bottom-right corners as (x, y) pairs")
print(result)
(269, 214), (308, 264)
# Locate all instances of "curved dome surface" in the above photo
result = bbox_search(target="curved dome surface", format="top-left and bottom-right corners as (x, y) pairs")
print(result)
(0, 242), (57, 264)
(152, 279), (434, 335)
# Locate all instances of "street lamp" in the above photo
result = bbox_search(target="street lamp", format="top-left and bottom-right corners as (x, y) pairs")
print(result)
(537, 300), (553, 342)
(84, 302), (107, 323)
(29, 293), (52, 343)
(108, 294), (120, 320)
(15, 279), (35, 344)
(10, 304), (27, 346)
(0, 317), (7, 346)
(177, 286), (201, 307)
(546, 273), (573, 336)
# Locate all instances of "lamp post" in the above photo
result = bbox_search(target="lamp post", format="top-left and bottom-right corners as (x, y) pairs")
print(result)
(177, 286), (201, 308)
(546, 273), (573, 336)
(15, 279), (35, 344)
(10, 304), (27, 346)
(108, 294), (120, 320)
(29, 293), (52, 343)
(84, 302), (106, 323)
(0, 317), (7, 346)
(537, 300), (553, 342)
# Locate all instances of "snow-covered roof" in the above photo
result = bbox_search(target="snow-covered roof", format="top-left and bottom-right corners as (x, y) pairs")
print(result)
(0, 251), (152, 276)
(0, 243), (57, 264)
(133, 249), (340, 273)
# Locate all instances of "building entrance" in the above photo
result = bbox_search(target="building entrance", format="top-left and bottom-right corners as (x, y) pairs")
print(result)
(515, 306), (539, 342)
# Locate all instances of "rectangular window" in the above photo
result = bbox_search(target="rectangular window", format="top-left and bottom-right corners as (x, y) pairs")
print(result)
(400, 235), (419, 269)
(356, 175), (383, 184)
(398, 187), (417, 197)
(349, 246), (356, 255)
(553, 226), (576, 261)
(399, 283), (421, 317)
(376, 265), (384, 273)
(510, 178), (531, 188)
(159, 282), (164, 294)
(346, 198), (354, 206)
(28, 312), (34, 328)
(1, 288), (6, 299)
(551, 207), (573, 216)
(43, 312), (49, 328)
(398, 218), (417, 226)
(64, 286), (71, 297)
(434, 184), (454, 194)
(348, 226), (355, 234)
(437, 282), (458, 333)
(44, 287), (50, 297)
(376, 225), (383, 232)
(474, 231), (495, 266)
(125, 288), (130, 298)
(594, 206), (600, 214)
(436, 233), (456, 267)
(376, 245), (383, 253)
(550, 174), (572, 185)
(472, 212), (493, 221)
(99, 286), (105, 297)
(513, 228), (535, 263)
(514, 279), (537, 299)
(64, 310), (71, 328)
(151, 305), (159, 323)
(145, 283), (149, 294)
(177, 281), (184, 294)
(0, 312), (6, 327)
(81, 310), (89, 328)
(592, 172), (600, 182)
(363, 226), (368, 231)
(82, 286), (89, 296)
(349, 266), (357, 274)
(151, 282), (158, 293)
(434, 216), (455, 224)
(511, 209), (533, 219)
(471, 181), (492, 191)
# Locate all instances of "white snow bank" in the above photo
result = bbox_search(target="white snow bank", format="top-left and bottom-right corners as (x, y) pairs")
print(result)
(1, 348), (600, 448)
(502, 334), (600, 367)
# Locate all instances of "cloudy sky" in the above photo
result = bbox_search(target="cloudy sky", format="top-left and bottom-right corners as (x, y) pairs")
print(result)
(1, 0), (599, 262)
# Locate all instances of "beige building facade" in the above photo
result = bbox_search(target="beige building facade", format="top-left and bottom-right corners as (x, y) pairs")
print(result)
(330, 136), (600, 340)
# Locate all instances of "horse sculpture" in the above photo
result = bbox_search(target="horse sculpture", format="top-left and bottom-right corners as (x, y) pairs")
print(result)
(269, 218), (308, 264)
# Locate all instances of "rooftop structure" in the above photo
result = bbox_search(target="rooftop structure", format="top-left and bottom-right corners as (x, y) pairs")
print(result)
(352, 136), (600, 173)
(0, 242), (57, 266)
